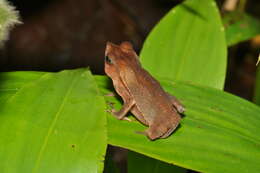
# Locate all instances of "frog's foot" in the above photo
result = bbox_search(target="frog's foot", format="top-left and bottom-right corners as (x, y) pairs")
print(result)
(160, 123), (179, 139)
(109, 99), (135, 121)
(108, 109), (132, 121)
(135, 130), (146, 136)
(160, 127), (175, 139)
(135, 130), (157, 141)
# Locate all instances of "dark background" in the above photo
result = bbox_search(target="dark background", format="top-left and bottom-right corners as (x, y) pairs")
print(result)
(1, 0), (260, 100)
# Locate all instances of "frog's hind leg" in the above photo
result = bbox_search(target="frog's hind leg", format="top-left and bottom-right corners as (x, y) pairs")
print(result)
(160, 124), (179, 139)
(131, 106), (149, 126)
(135, 129), (158, 141)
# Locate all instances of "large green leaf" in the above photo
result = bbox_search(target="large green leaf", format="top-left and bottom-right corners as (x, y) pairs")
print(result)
(95, 75), (260, 173)
(0, 71), (45, 103)
(140, 0), (227, 89)
(224, 12), (260, 46)
(0, 69), (107, 173)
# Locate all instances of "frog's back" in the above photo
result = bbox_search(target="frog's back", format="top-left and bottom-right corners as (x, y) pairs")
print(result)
(121, 66), (181, 130)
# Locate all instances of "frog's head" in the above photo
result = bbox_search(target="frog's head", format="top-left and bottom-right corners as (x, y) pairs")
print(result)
(104, 41), (140, 79)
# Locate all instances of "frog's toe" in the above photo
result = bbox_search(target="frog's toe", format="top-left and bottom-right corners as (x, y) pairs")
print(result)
(122, 117), (132, 121)
(106, 109), (112, 113)
(135, 130), (146, 136)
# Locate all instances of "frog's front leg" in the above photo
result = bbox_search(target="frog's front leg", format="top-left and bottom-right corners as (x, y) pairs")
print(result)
(112, 99), (135, 120)
(167, 93), (185, 113)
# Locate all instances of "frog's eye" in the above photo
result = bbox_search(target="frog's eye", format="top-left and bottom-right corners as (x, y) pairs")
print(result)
(105, 56), (113, 64)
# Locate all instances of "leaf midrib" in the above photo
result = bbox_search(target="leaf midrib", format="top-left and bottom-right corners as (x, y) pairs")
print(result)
(32, 72), (80, 172)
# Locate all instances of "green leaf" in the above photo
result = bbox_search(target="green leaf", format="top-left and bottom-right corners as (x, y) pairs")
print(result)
(224, 12), (260, 46)
(128, 151), (186, 173)
(0, 71), (45, 103)
(257, 54), (260, 66)
(254, 66), (260, 105)
(0, 69), (107, 173)
(140, 0), (227, 89)
(95, 75), (260, 173)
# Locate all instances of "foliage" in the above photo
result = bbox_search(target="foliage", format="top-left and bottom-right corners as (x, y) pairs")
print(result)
(128, 151), (186, 173)
(0, 70), (107, 173)
(224, 12), (260, 46)
(254, 66), (260, 105)
(0, 0), (20, 45)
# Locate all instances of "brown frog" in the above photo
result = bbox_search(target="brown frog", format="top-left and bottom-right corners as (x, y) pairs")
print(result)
(104, 41), (185, 140)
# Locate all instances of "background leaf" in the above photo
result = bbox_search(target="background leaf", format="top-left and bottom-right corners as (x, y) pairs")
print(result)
(224, 12), (260, 46)
(0, 69), (107, 173)
(103, 152), (120, 173)
(128, 151), (186, 173)
(95, 75), (260, 173)
(140, 0), (227, 89)
(254, 66), (260, 105)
